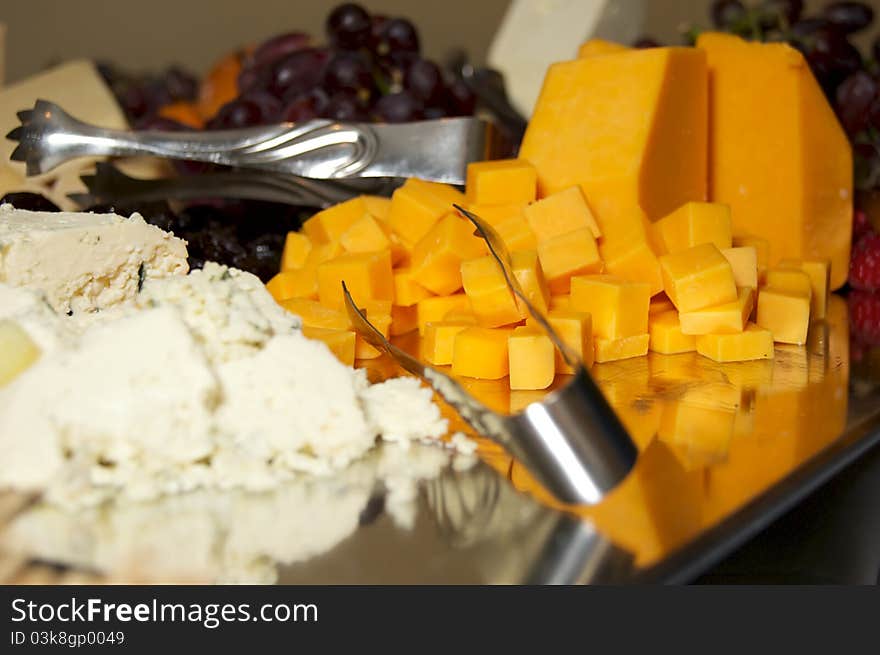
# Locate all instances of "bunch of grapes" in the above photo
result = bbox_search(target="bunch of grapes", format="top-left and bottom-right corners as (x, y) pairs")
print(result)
(97, 63), (200, 126)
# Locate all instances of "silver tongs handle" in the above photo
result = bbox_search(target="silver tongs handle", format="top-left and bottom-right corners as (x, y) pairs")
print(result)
(7, 100), (492, 184)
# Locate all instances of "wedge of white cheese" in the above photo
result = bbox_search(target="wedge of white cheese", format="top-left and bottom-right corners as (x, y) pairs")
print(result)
(0, 204), (188, 315)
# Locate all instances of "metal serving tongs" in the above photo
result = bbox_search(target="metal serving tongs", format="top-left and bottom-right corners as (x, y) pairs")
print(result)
(343, 207), (638, 506)
(7, 100), (494, 185)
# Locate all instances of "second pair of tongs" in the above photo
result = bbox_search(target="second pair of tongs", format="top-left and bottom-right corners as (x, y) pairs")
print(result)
(343, 207), (638, 506)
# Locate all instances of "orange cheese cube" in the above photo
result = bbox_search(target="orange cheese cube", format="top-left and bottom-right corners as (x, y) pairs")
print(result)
(465, 203), (526, 227)
(451, 327), (513, 379)
(410, 214), (487, 295)
(511, 250), (550, 316)
(649, 311), (696, 354)
(569, 275), (650, 339)
(652, 202), (732, 255)
(389, 305), (418, 336)
(765, 267), (813, 300)
(520, 47), (708, 236)
(265, 269), (318, 301)
(466, 159), (537, 206)
(460, 256), (524, 328)
(423, 320), (472, 365)
(523, 186), (601, 241)
(549, 295), (570, 311)
(316, 250), (394, 309)
(508, 327), (555, 390)
(279, 298), (351, 331)
(732, 235), (770, 283)
(542, 309), (594, 372)
(721, 246), (758, 289)
(594, 334), (650, 363)
(416, 294), (470, 336)
(698, 32), (852, 290)
(302, 197), (368, 243)
(302, 327), (356, 366)
(578, 38), (630, 58)
(659, 243), (737, 312)
(494, 213), (538, 252)
(779, 258), (830, 319)
(679, 287), (754, 335)
(537, 228), (603, 294)
(696, 322), (774, 362)
(649, 294), (676, 315)
(340, 213), (392, 254)
(598, 233), (663, 296)
(362, 195), (391, 222)
(392, 267), (434, 307)
(281, 232), (313, 271)
(756, 287), (811, 345)
(387, 179), (453, 246)
(355, 310), (392, 360)
(443, 306), (478, 324)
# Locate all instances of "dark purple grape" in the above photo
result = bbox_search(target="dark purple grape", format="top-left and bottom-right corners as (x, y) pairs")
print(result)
(790, 17), (833, 39)
(323, 52), (374, 101)
(369, 14), (389, 53)
(632, 37), (661, 48)
(281, 88), (329, 122)
(823, 2), (875, 34)
(377, 18), (420, 56)
(206, 98), (262, 129)
(758, 0), (804, 29)
(269, 48), (328, 99)
(0, 192), (61, 212)
(374, 91), (422, 123)
(446, 78), (476, 116)
(326, 3), (372, 50)
(805, 28), (863, 94)
(873, 35), (880, 62)
(239, 90), (282, 124)
(710, 0), (747, 28)
(251, 32), (312, 70)
(120, 85), (150, 120)
(321, 91), (367, 121)
(868, 95), (880, 131)
(236, 65), (265, 94)
(163, 67), (199, 102)
(835, 71), (877, 134)
(423, 105), (447, 120)
(404, 58), (445, 104)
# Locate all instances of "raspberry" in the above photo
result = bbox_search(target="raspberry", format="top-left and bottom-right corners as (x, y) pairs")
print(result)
(853, 209), (872, 242)
(849, 232), (880, 291)
(849, 290), (880, 345)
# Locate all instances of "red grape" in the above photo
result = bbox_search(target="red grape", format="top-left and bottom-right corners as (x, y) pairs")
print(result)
(836, 70), (877, 134)
(239, 90), (282, 124)
(446, 78), (476, 116)
(326, 3), (372, 50)
(710, 0), (747, 28)
(321, 91), (367, 121)
(823, 2), (875, 35)
(251, 32), (312, 69)
(404, 58), (445, 104)
(758, 0), (804, 29)
(207, 98), (263, 129)
(377, 18), (420, 56)
(374, 91), (422, 123)
(269, 48), (328, 99)
(163, 67), (199, 102)
(282, 89), (329, 122)
(323, 51), (374, 102)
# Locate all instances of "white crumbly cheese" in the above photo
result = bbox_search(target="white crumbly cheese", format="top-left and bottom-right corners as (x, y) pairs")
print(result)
(360, 376), (448, 446)
(0, 283), (72, 353)
(0, 204), (188, 315)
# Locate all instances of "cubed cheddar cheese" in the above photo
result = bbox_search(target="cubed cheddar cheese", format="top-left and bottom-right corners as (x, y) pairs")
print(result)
(594, 334), (650, 363)
(508, 327), (555, 390)
(679, 287), (755, 335)
(598, 233), (663, 296)
(281, 232), (313, 271)
(0, 321), (41, 386)
(569, 275), (650, 339)
(765, 267), (812, 300)
(779, 258), (830, 319)
(410, 214), (487, 295)
(696, 322), (774, 362)
(541, 309), (594, 372)
(511, 250), (550, 316)
(732, 235), (770, 283)
(721, 246), (758, 289)
(316, 250), (394, 309)
(302, 196), (369, 243)
(549, 295), (570, 311)
(355, 308), (392, 360)
(659, 243), (738, 312)
(302, 327), (356, 366)
(390, 305), (419, 336)
(362, 195), (391, 222)
(451, 327), (513, 380)
(756, 287), (811, 345)
(393, 268), (434, 307)
(652, 202), (732, 255)
(465, 203), (526, 227)
(537, 228), (603, 294)
(494, 213), (538, 252)
(279, 298), (352, 330)
(649, 294), (676, 315)
(339, 213), (392, 254)
(578, 38), (630, 58)
(417, 294), (471, 336)
(466, 159), (537, 206)
(443, 306), (478, 324)
(388, 179), (454, 246)
(648, 311), (696, 354)
(523, 186), (601, 241)
(265, 269), (318, 301)
(460, 256), (524, 328)
(423, 320), (473, 365)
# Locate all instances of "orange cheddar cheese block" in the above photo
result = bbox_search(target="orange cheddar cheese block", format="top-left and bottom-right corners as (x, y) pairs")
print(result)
(362, 195), (391, 222)
(536, 228), (603, 295)
(651, 202), (732, 255)
(523, 186), (601, 241)
(387, 179), (456, 246)
(508, 327), (555, 390)
(696, 322), (774, 362)
(511, 250), (551, 316)
(594, 334), (650, 363)
(494, 213), (538, 252)
(756, 287), (811, 345)
(423, 321), (473, 365)
(302, 327), (356, 366)
(410, 214), (487, 295)
(732, 235), (770, 283)
(416, 294), (471, 336)
(392, 267), (434, 307)
(697, 32), (852, 289)
(570, 275), (650, 340)
(465, 159), (537, 206)
(542, 309), (594, 372)
(649, 294), (676, 315)
(302, 196), (368, 243)
(520, 47), (708, 236)
(679, 287), (755, 335)
(779, 258), (830, 319)
(578, 38), (630, 58)
(460, 255), (524, 328)
(549, 295), (570, 311)
(389, 305), (419, 336)
(339, 213), (393, 254)
(648, 311), (696, 354)
(764, 267), (813, 300)
(281, 232), (313, 271)
(720, 246), (758, 289)
(598, 233), (663, 296)
(451, 327), (513, 380)
(316, 250), (394, 309)
(279, 298), (352, 331)
(266, 269), (318, 301)
(659, 243), (738, 312)
(465, 203), (526, 227)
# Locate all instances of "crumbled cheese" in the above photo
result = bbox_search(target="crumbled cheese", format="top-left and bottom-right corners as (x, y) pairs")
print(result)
(0, 283), (72, 353)
(360, 376), (449, 446)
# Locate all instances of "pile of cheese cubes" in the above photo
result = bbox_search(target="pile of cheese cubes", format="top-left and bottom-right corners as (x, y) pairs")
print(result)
(266, 159), (828, 391)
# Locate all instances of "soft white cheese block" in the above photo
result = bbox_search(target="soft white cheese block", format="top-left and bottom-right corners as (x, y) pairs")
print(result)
(488, 0), (646, 117)
(0, 204), (188, 315)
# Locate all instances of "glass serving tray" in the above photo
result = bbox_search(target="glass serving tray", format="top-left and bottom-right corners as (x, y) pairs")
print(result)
(2, 294), (878, 584)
